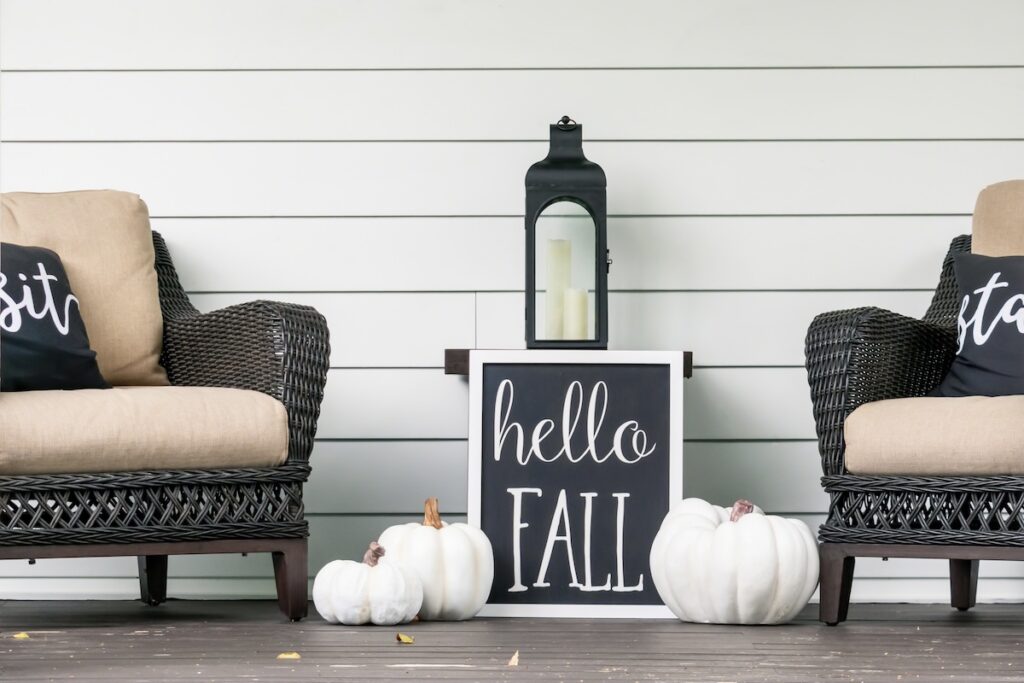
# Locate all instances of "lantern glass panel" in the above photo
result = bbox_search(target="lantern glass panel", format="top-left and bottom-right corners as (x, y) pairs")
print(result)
(533, 201), (597, 342)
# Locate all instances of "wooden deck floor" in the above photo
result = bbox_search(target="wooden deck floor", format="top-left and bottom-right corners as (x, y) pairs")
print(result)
(2, 601), (1024, 681)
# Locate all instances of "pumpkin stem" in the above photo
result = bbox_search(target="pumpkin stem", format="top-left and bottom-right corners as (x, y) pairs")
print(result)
(423, 497), (443, 529)
(729, 499), (756, 522)
(363, 541), (385, 567)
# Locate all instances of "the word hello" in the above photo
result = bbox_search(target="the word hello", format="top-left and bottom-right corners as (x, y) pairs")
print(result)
(493, 379), (657, 465)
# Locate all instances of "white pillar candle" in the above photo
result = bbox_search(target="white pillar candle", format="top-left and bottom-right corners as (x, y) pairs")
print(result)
(562, 288), (589, 340)
(545, 239), (571, 340)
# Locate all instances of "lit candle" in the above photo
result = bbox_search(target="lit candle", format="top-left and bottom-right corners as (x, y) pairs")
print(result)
(545, 240), (571, 339)
(562, 288), (588, 339)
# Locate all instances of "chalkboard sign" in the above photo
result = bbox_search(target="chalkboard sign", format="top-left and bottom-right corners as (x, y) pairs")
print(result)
(468, 350), (683, 617)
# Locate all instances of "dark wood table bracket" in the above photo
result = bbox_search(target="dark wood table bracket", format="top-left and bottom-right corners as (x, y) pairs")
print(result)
(445, 348), (693, 377)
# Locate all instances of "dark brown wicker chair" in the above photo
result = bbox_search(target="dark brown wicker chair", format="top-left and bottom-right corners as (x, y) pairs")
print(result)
(805, 227), (1024, 624)
(0, 231), (330, 621)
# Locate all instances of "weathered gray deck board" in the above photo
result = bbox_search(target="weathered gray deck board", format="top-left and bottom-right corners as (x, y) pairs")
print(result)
(2, 601), (1024, 681)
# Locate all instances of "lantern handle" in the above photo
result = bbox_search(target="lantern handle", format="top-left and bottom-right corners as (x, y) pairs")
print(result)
(557, 115), (577, 130)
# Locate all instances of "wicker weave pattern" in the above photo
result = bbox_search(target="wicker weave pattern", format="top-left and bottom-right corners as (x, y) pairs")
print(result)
(0, 232), (330, 546)
(806, 307), (958, 476)
(820, 474), (1024, 546)
(154, 232), (329, 463)
(803, 234), (1024, 545)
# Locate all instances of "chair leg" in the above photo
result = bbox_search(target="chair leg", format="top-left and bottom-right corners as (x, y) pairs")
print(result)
(950, 559), (979, 611)
(273, 539), (308, 622)
(819, 544), (855, 626)
(138, 555), (168, 606)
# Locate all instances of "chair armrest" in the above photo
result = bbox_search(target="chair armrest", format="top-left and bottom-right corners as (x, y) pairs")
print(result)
(161, 300), (331, 463)
(805, 307), (956, 475)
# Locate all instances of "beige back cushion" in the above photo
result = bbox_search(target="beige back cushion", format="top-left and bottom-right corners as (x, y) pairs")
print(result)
(971, 179), (1024, 256)
(1, 191), (168, 385)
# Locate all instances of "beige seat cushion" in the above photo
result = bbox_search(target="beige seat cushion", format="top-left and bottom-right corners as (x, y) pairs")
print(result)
(971, 179), (1024, 256)
(845, 396), (1024, 475)
(0, 386), (288, 475)
(1, 190), (168, 386)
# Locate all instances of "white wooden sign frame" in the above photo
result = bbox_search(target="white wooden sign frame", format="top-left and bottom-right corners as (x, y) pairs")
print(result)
(467, 350), (683, 618)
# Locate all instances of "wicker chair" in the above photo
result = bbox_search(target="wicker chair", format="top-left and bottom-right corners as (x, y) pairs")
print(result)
(805, 181), (1024, 625)
(0, 231), (330, 621)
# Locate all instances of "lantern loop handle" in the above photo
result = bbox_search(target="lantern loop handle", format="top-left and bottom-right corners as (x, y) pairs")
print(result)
(557, 115), (577, 130)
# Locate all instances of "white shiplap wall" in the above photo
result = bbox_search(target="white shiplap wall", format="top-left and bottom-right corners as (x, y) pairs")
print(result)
(1, 0), (1024, 602)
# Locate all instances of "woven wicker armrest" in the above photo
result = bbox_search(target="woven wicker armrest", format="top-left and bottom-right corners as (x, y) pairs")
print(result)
(152, 232), (330, 463)
(805, 307), (956, 475)
(161, 300), (330, 462)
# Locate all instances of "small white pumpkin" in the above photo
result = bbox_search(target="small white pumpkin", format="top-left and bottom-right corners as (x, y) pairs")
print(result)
(378, 498), (493, 620)
(650, 498), (818, 625)
(313, 541), (423, 626)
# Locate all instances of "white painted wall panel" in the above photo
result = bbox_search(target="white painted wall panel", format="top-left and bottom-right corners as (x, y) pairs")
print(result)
(3, 0), (1022, 69)
(156, 218), (523, 292)
(684, 368), (816, 440)
(2, 142), (1021, 216)
(2, 0), (1020, 603)
(190, 290), (932, 368)
(318, 369), (469, 439)
(303, 441), (468, 514)
(155, 216), (967, 293)
(318, 367), (814, 440)
(5, 69), (1023, 140)
(478, 290), (934, 366)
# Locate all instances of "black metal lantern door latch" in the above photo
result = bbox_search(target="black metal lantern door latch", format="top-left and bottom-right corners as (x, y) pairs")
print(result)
(525, 116), (610, 349)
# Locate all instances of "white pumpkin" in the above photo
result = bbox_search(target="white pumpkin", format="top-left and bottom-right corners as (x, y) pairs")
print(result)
(313, 541), (423, 626)
(378, 498), (493, 620)
(650, 498), (818, 625)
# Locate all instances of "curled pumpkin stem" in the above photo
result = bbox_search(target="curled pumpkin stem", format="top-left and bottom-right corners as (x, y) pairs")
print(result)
(423, 497), (443, 529)
(363, 541), (385, 567)
(729, 499), (756, 522)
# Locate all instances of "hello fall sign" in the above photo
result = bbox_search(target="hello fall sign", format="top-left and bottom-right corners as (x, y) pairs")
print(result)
(468, 351), (683, 617)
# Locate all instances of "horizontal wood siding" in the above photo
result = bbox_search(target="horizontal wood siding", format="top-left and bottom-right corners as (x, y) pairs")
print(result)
(1, 0), (1022, 602)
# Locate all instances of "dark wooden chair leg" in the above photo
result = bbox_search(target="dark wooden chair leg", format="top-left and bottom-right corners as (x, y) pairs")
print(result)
(273, 539), (308, 621)
(950, 558), (979, 611)
(819, 544), (855, 626)
(138, 555), (168, 606)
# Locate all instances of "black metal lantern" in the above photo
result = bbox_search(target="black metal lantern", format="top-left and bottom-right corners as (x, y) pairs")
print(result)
(525, 116), (609, 349)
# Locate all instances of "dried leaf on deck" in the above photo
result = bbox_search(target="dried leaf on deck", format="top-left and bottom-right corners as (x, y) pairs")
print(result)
(396, 632), (415, 644)
(508, 650), (520, 666)
(276, 651), (301, 660)
(11, 632), (30, 640)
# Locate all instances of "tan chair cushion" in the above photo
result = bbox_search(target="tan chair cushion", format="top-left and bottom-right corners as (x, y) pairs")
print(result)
(971, 179), (1024, 256)
(0, 386), (288, 475)
(1, 190), (168, 386)
(845, 396), (1024, 475)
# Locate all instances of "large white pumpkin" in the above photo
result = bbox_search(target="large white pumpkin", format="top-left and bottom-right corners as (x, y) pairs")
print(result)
(650, 498), (818, 625)
(313, 542), (423, 626)
(378, 498), (493, 620)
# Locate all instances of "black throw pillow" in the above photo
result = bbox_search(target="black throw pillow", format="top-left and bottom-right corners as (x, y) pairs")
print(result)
(0, 242), (108, 391)
(933, 253), (1024, 397)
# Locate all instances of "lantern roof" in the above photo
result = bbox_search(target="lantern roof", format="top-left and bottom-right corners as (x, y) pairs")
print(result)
(525, 116), (606, 191)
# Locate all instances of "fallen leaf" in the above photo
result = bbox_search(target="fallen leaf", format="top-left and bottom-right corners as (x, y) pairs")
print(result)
(508, 650), (520, 666)
(396, 632), (415, 644)
(12, 632), (30, 640)
(276, 651), (301, 660)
